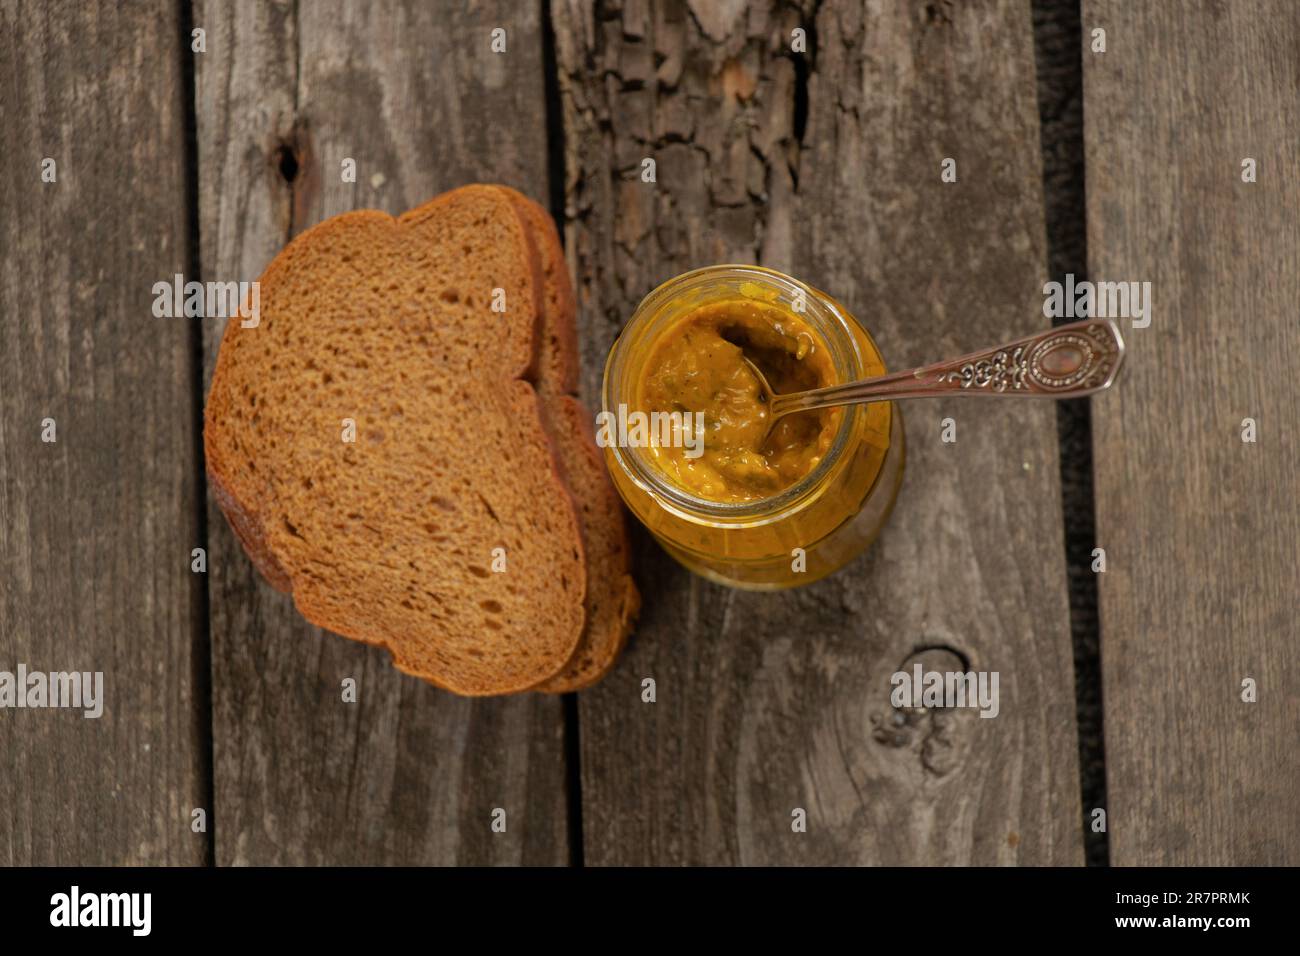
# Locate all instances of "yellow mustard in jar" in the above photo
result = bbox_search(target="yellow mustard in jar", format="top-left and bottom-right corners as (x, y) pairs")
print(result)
(602, 266), (905, 590)
(637, 300), (839, 502)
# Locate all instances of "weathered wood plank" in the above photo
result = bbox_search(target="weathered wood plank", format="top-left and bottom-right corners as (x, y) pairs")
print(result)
(556, 0), (1083, 864)
(1086, 0), (1300, 865)
(195, 0), (569, 864)
(0, 1), (206, 864)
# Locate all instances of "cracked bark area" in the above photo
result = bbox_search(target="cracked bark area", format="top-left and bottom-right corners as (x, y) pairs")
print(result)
(196, 0), (568, 866)
(555, 0), (810, 401)
(558, 0), (1083, 865)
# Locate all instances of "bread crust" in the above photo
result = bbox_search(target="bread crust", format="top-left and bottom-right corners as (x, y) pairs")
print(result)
(533, 397), (640, 692)
(205, 450), (293, 592)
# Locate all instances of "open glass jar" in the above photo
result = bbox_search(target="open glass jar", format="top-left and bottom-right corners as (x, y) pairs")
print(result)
(602, 265), (905, 589)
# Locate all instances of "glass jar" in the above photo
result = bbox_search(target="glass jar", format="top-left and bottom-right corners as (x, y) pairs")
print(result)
(602, 265), (905, 590)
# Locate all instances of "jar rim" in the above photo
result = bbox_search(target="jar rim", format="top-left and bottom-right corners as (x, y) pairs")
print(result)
(602, 265), (869, 523)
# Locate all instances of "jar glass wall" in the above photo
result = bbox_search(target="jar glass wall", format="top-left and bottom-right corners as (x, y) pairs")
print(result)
(602, 265), (905, 590)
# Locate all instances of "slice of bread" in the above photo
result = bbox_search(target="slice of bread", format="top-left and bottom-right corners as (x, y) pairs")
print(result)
(497, 188), (640, 692)
(204, 186), (587, 695)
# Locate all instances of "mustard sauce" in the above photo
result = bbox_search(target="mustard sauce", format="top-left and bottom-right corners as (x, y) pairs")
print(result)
(637, 299), (838, 502)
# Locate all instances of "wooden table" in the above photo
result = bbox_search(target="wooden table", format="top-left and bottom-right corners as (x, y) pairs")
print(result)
(2, 0), (1296, 866)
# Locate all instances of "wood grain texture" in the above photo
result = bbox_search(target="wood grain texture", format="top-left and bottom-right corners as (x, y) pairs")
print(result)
(555, 0), (1083, 864)
(195, 0), (569, 864)
(1086, 0), (1300, 865)
(0, 0), (206, 864)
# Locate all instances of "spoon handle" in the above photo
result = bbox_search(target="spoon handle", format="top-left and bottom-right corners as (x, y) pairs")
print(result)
(770, 318), (1126, 417)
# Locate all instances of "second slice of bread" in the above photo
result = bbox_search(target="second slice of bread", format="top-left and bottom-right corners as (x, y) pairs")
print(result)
(497, 188), (640, 692)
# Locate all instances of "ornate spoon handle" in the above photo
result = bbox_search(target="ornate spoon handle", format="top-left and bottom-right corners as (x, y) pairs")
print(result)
(769, 318), (1126, 418)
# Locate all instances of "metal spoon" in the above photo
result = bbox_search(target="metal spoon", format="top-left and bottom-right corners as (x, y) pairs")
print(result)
(743, 317), (1125, 434)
